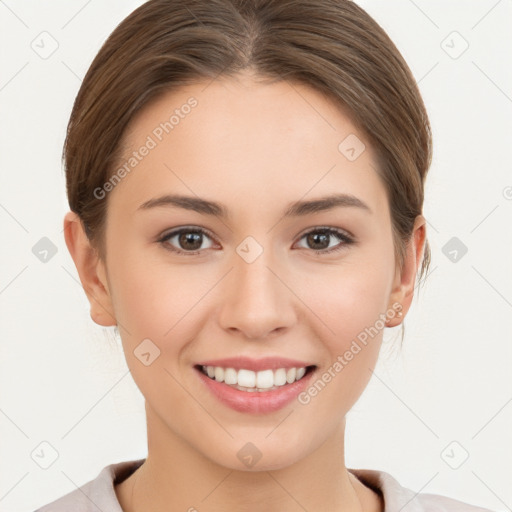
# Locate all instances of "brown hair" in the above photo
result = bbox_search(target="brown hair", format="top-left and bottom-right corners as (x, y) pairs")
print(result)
(64, 0), (432, 340)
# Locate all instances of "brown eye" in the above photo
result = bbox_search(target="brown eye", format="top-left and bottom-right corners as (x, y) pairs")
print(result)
(296, 227), (354, 254)
(177, 232), (203, 251)
(159, 227), (215, 255)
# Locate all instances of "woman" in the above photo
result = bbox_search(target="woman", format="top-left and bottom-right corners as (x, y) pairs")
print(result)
(35, 0), (495, 510)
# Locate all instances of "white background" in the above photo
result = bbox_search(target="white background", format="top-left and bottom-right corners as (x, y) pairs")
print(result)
(1, 1), (511, 511)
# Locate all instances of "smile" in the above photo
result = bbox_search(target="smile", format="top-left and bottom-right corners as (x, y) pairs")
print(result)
(198, 365), (314, 392)
(194, 358), (318, 413)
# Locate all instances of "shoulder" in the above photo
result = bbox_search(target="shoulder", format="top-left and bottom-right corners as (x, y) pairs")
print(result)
(349, 468), (495, 512)
(33, 459), (145, 512)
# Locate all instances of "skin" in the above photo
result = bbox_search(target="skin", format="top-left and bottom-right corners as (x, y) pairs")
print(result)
(64, 70), (426, 511)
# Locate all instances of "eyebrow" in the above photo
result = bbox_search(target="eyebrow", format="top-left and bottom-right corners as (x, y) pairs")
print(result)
(137, 193), (372, 217)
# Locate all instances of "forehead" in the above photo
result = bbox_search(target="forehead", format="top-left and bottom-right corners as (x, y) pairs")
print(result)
(108, 75), (388, 219)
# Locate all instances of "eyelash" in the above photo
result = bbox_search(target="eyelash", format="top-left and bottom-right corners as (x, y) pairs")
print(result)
(157, 226), (355, 256)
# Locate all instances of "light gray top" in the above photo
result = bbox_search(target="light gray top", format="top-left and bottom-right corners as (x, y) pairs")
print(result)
(34, 458), (494, 511)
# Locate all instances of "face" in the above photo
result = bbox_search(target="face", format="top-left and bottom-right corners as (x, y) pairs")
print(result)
(74, 72), (416, 471)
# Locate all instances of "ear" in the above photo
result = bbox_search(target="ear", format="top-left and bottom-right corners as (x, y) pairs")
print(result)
(386, 215), (427, 327)
(63, 211), (116, 327)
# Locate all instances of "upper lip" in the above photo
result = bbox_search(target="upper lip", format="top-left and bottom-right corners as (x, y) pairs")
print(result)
(195, 356), (316, 372)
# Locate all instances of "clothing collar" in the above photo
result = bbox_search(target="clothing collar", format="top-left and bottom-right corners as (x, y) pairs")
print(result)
(94, 458), (423, 511)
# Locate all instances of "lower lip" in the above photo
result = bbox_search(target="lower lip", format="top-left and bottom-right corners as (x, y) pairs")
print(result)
(195, 367), (316, 414)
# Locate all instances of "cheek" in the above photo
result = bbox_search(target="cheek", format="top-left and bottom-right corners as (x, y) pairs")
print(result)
(307, 255), (393, 343)
(106, 250), (175, 342)
(108, 253), (215, 352)
(300, 276), (388, 420)
(301, 250), (393, 404)
(109, 260), (200, 398)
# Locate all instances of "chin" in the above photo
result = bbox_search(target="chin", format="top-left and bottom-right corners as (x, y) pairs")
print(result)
(205, 438), (310, 473)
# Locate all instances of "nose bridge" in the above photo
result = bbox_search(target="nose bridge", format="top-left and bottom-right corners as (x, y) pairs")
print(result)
(218, 236), (295, 338)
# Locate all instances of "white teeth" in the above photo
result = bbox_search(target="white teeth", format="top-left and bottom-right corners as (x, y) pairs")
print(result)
(286, 367), (296, 384)
(274, 368), (287, 386)
(256, 369), (274, 389)
(201, 365), (311, 391)
(237, 369), (256, 388)
(224, 368), (237, 385)
(214, 367), (224, 382)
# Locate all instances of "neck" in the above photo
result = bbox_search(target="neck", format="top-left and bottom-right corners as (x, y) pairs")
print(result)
(116, 404), (382, 512)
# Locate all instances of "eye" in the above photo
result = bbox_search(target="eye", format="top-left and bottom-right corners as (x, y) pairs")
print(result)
(295, 227), (354, 255)
(158, 225), (354, 256)
(158, 227), (216, 255)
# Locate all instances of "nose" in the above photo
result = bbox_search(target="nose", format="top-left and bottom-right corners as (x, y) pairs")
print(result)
(217, 246), (297, 340)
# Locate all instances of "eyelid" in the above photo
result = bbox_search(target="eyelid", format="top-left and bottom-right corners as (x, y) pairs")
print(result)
(158, 225), (216, 239)
(297, 225), (354, 242)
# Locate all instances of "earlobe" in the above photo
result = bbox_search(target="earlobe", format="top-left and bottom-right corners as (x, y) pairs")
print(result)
(386, 215), (427, 327)
(63, 211), (117, 327)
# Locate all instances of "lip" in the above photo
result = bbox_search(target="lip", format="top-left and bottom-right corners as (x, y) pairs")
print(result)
(194, 364), (317, 414)
(195, 356), (314, 372)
